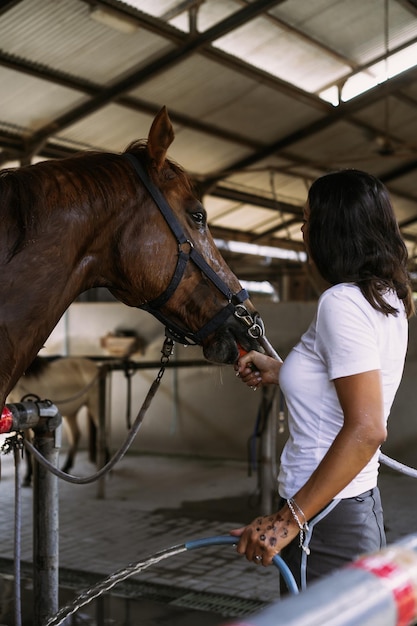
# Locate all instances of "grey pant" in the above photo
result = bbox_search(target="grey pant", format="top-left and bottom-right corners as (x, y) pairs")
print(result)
(280, 487), (385, 593)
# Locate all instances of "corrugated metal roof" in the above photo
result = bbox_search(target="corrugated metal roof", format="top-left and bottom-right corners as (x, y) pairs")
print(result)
(1, 0), (417, 296)
(1, 0), (173, 84)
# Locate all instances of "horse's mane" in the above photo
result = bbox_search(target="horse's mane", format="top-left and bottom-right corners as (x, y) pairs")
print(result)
(0, 141), (196, 261)
(0, 150), (125, 260)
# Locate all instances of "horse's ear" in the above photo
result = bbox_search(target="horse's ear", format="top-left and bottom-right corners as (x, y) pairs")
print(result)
(147, 106), (175, 171)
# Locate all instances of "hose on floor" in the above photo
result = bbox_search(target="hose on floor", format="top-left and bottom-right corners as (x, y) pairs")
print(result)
(44, 535), (298, 626)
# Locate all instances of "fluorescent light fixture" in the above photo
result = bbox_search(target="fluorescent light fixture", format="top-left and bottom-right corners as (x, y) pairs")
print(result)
(214, 239), (307, 262)
(320, 42), (417, 105)
(240, 280), (279, 301)
(90, 7), (140, 33)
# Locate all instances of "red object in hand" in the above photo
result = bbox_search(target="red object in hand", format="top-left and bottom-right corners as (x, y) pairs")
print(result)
(236, 344), (257, 372)
(0, 406), (13, 434)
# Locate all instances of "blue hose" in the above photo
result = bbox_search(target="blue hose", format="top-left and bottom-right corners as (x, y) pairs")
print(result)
(46, 534), (299, 625)
(185, 535), (299, 595)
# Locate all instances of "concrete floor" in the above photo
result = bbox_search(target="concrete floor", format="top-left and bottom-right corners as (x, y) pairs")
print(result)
(0, 445), (416, 625)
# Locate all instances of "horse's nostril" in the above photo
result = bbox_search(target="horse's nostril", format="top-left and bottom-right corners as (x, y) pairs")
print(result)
(202, 336), (237, 365)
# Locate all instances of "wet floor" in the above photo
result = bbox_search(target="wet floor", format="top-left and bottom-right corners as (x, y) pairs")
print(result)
(0, 573), (230, 625)
(1, 580), (229, 626)
(0, 450), (416, 625)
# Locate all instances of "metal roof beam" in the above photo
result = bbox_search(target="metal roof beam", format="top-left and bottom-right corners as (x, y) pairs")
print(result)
(395, 0), (417, 18)
(252, 217), (301, 242)
(77, 1), (330, 110)
(203, 63), (417, 183)
(1, 47), (396, 187)
(2, 50), (413, 185)
(380, 160), (417, 184)
(80, 0), (186, 40)
(0, 50), (262, 153)
(236, 0), (361, 71)
(209, 185), (303, 216)
(22, 0), (285, 156)
(0, 0), (24, 17)
(209, 225), (305, 251)
(399, 215), (417, 228)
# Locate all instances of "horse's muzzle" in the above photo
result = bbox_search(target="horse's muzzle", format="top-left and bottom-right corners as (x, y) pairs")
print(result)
(202, 316), (262, 364)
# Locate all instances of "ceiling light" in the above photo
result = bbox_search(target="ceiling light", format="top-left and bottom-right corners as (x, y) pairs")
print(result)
(240, 280), (280, 301)
(90, 7), (140, 34)
(320, 42), (417, 105)
(214, 239), (307, 262)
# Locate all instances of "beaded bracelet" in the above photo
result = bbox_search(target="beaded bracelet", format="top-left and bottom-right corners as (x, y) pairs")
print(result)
(287, 497), (310, 555)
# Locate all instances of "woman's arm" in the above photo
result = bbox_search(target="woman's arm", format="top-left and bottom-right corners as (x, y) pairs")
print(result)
(231, 369), (386, 565)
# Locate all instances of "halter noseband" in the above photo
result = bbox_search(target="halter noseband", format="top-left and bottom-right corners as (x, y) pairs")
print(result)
(124, 152), (261, 346)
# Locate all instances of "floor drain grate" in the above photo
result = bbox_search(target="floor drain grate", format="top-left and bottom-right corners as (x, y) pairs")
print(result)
(172, 591), (269, 617)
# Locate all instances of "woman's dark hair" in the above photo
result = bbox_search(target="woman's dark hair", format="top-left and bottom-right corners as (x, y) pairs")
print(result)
(307, 169), (414, 318)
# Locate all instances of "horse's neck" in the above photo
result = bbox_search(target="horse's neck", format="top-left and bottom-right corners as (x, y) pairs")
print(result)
(0, 255), (93, 405)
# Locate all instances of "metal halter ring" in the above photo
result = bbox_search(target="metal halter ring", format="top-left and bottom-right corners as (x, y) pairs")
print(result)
(234, 305), (265, 339)
(247, 320), (264, 339)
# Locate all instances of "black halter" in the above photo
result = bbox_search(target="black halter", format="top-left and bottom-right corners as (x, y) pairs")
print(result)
(124, 152), (251, 346)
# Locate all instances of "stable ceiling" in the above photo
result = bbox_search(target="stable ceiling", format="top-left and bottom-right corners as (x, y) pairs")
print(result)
(2, 0), (417, 299)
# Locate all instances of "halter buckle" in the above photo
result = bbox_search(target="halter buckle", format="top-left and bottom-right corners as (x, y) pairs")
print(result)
(234, 305), (265, 339)
(178, 240), (193, 255)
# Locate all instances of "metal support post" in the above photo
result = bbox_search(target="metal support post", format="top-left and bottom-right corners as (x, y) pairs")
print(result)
(32, 420), (61, 626)
(1, 401), (62, 626)
(97, 365), (108, 499)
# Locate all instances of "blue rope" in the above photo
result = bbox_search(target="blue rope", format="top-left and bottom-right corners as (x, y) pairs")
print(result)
(185, 535), (299, 595)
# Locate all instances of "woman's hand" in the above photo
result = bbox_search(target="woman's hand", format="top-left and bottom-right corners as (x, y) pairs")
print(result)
(235, 350), (281, 389)
(230, 505), (299, 566)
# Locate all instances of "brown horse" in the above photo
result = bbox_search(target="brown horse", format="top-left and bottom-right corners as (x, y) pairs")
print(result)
(0, 107), (261, 410)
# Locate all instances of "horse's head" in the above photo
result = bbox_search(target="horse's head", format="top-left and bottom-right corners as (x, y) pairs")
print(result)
(113, 107), (264, 364)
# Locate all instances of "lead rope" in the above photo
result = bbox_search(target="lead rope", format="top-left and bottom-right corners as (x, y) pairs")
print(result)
(23, 338), (174, 485)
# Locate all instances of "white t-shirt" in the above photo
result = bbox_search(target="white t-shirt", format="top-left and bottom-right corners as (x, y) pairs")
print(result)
(278, 283), (408, 500)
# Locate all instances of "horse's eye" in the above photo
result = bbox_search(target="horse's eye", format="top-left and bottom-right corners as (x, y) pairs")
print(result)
(191, 211), (206, 227)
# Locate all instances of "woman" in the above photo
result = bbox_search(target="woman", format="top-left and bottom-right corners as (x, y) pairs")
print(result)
(232, 169), (414, 591)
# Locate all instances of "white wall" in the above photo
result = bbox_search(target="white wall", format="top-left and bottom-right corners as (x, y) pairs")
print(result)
(40, 299), (417, 462)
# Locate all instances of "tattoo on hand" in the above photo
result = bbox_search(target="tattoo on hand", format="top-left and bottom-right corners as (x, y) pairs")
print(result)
(251, 513), (290, 552)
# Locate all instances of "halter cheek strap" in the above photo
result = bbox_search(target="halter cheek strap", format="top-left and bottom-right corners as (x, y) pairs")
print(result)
(123, 153), (250, 345)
